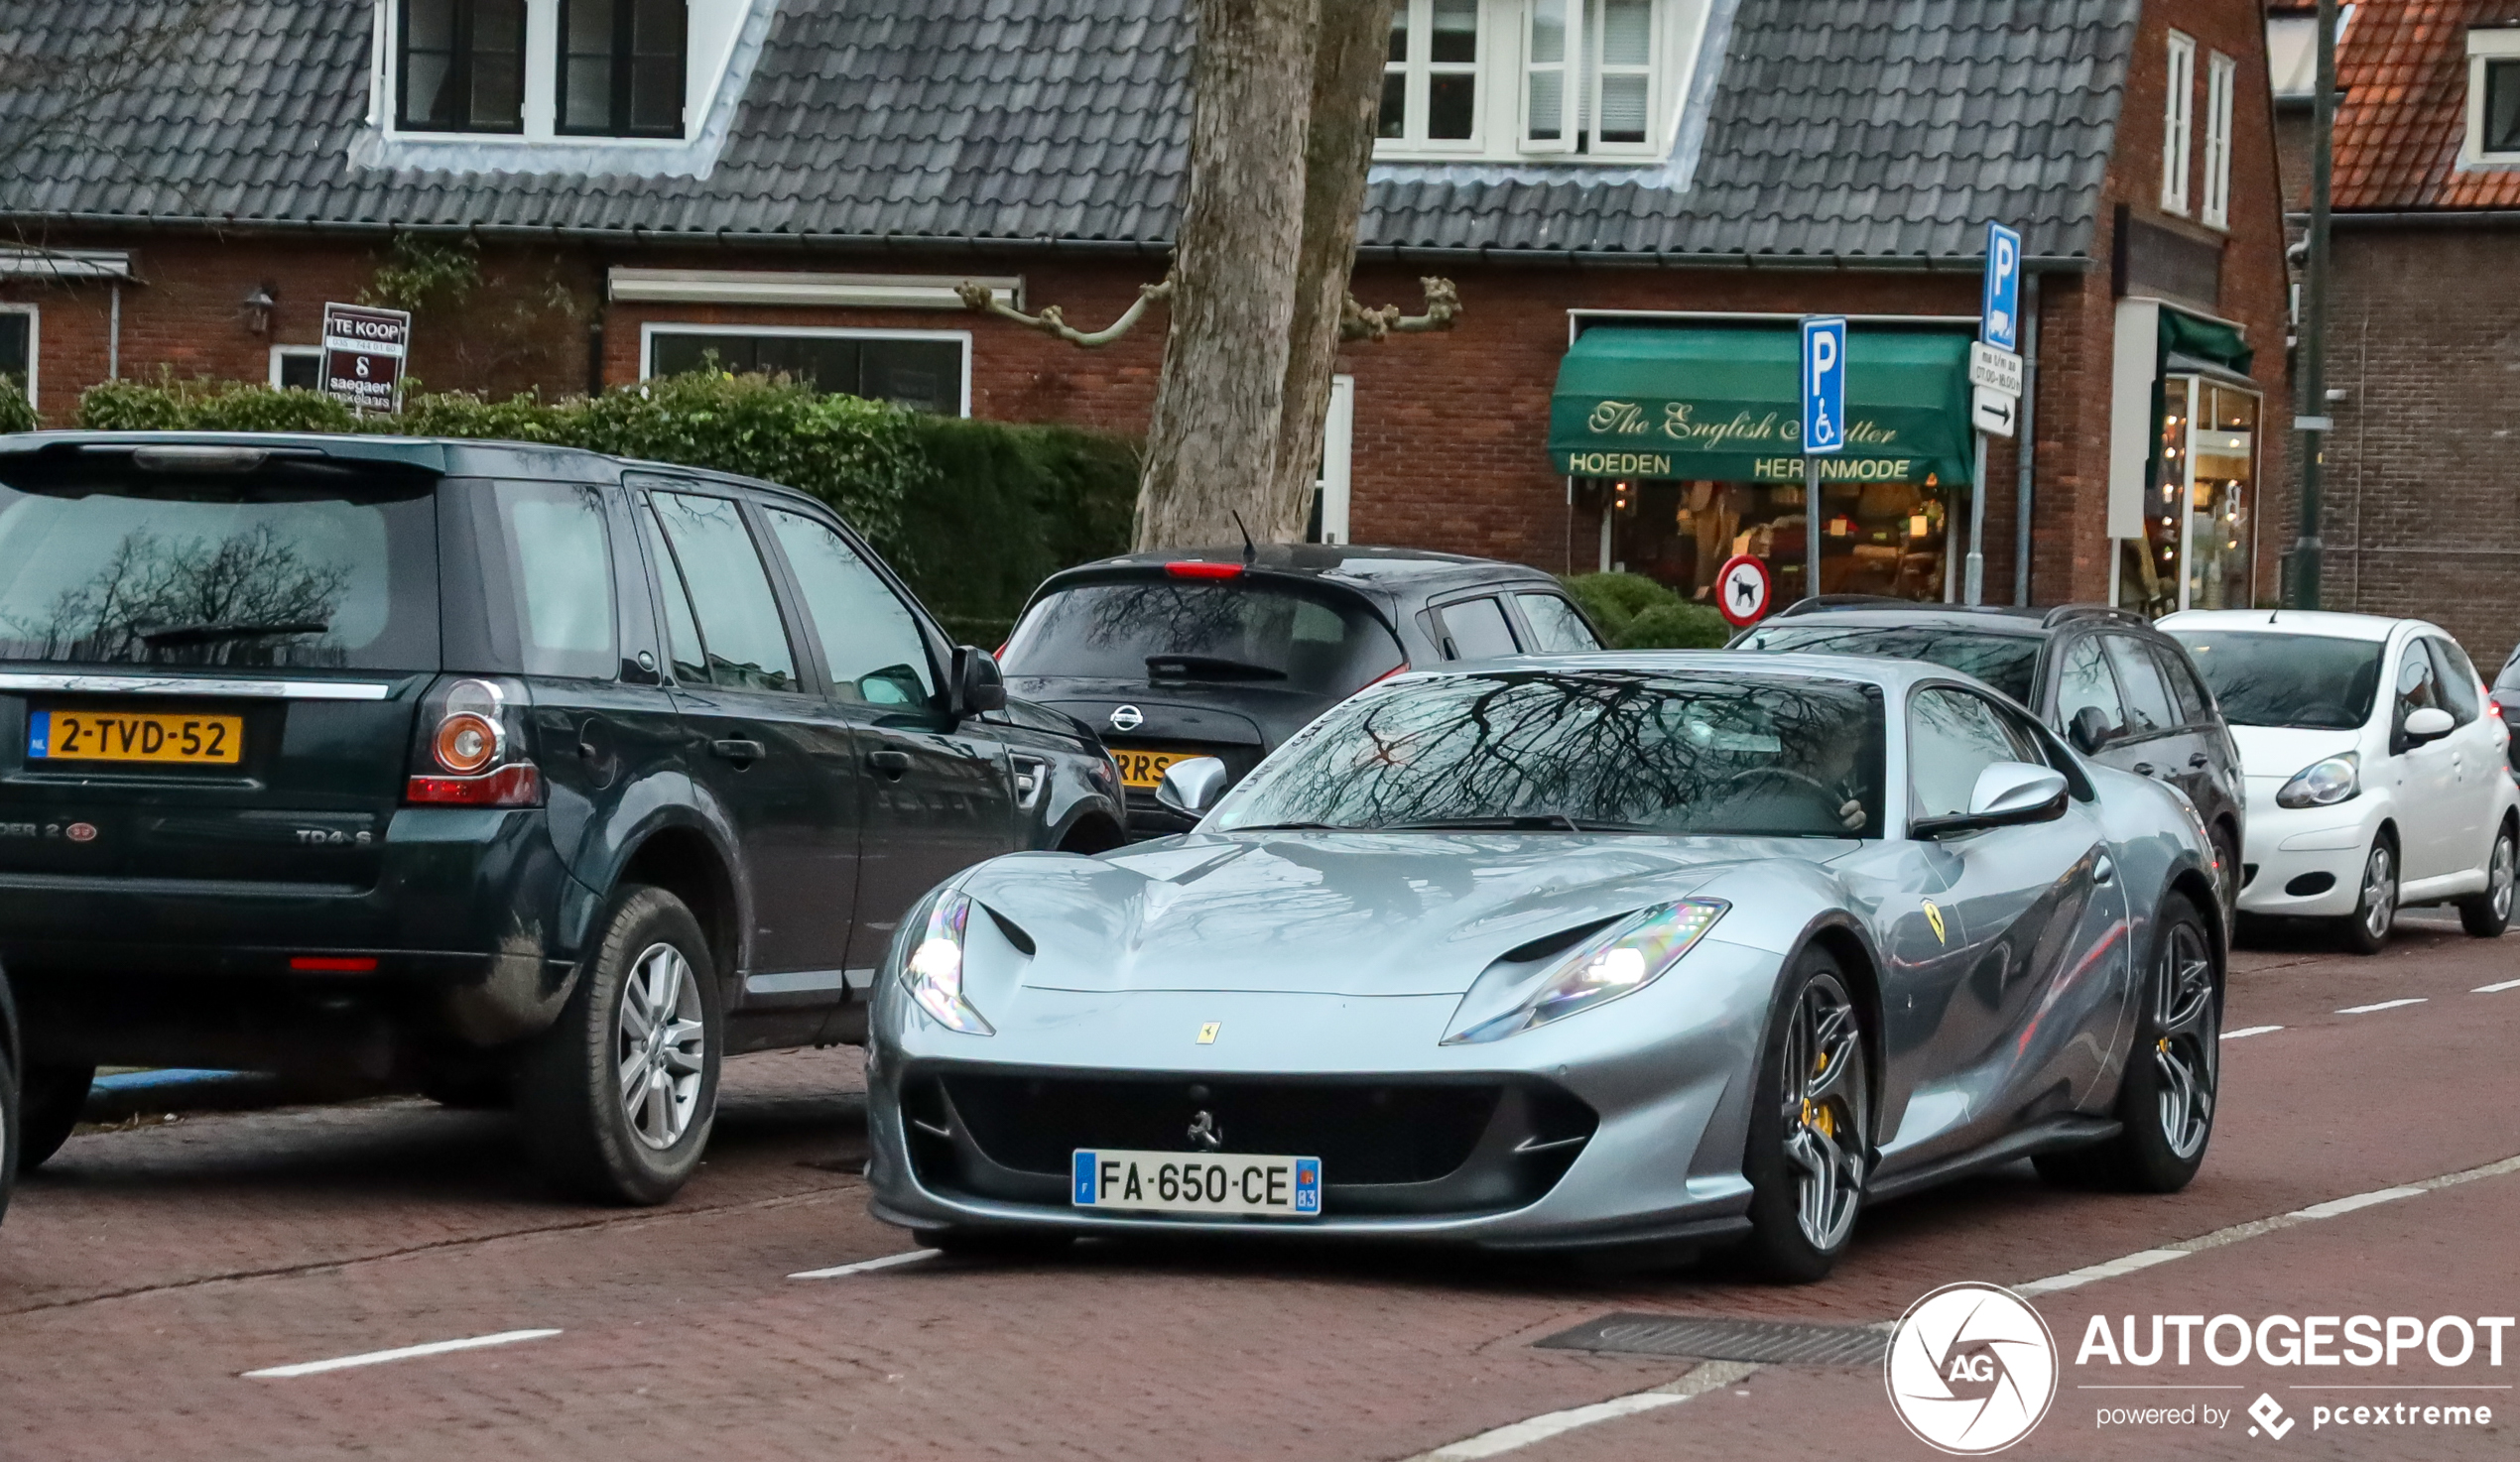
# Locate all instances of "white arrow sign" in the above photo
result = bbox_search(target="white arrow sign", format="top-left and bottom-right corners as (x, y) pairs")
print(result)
(1968, 340), (2023, 397)
(1972, 384), (2018, 438)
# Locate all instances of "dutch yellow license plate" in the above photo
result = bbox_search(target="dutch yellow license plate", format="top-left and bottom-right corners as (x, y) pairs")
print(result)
(1111, 746), (1202, 791)
(31, 708), (244, 764)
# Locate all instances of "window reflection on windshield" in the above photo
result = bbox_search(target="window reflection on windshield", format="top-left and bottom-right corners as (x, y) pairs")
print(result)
(1210, 670), (1885, 838)
(2172, 631), (2382, 730)
(1737, 623), (2041, 704)
(1003, 580), (1404, 696)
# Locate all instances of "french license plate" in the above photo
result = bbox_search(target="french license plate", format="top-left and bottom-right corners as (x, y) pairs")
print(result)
(1110, 746), (1204, 791)
(30, 708), (244, 765)
(1071, 1149), (1323, 1217)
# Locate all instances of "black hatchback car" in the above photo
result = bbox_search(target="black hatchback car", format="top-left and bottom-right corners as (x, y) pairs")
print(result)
(997, 545), (1605, 835)
(0, 431), (1121, 1202)
(1735, 598), (2246, 913)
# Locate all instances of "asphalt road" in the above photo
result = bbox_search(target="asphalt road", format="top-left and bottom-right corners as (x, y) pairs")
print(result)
(2, 912), (2514, 1461)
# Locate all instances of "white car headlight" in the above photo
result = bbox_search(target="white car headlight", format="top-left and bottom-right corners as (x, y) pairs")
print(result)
(1442, 900), (1727, 1045)
(2277, 752), (2360, 809)
(896, 890), (995, 1036)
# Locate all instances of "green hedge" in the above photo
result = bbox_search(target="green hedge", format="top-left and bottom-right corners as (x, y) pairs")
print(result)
(1562, 571), (1732, 650)
(0, 380), (34, 435)
(63, 374), (1139, 647)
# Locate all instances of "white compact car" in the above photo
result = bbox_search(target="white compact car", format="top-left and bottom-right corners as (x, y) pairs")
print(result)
(2162, 610), (2516, 952)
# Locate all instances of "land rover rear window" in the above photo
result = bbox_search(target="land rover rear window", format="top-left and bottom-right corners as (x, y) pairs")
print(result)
(0, 455), (439, 670)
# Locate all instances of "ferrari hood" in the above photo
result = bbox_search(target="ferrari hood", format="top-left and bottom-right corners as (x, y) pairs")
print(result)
(957, 832), (1850, 996)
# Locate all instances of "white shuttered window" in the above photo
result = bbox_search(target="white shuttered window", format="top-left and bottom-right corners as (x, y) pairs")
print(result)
(2202, 51), (2235, 228)
(2162, 31), (2196, 214)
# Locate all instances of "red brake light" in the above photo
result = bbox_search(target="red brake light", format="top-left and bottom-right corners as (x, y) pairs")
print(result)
(1366, 661), (1412, 687)
(1165, 561), (1244, 579)
(407, 763), (543, 807)
(2492, 701), (2505, 719)
(289, 955), (378, 972)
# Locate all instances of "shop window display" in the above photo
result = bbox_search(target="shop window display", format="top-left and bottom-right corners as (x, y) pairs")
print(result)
(2120, 376), (2258, 618)
(1606, 478), (1951, 604)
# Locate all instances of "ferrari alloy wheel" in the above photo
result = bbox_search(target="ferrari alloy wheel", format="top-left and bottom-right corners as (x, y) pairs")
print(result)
(2037, 892), (2219, 1193)
(1741, 949), (1870, 1282)
(2339, 837), (2397, 955)
(2458, 821), (2515, 938)
(515, 884), (721, 1205)
(2149, 917), (2218, 1161)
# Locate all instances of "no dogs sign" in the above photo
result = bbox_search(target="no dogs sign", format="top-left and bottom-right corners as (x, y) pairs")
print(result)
(1715, 553), (1774, 628)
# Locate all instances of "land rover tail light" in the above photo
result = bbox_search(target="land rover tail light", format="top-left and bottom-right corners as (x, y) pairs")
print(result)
(407, 677), (543, 807)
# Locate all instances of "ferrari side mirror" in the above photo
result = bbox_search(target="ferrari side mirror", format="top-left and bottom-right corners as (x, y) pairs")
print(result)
(1155, 756), (1230, 817)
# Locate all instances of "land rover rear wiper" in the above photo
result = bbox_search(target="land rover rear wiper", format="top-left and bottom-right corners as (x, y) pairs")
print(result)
(138, 620), (328, 646)
(1146, 654), (1288, 682)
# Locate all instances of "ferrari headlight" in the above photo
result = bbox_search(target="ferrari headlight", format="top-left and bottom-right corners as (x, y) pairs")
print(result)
(896, 890), (995, 1036)
(2277, 752), (2360, 808)
(1441, 900), (1728, 1045)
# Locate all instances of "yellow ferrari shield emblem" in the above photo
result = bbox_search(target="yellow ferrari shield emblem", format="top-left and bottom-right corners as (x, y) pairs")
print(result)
(1922, 899), (1948, 944)
(1197, 1022), (1221, 1044)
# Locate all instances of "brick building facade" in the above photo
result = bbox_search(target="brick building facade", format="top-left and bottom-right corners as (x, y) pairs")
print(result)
(1, 0), (2290, 621)
(2268, 1), (2520, 667)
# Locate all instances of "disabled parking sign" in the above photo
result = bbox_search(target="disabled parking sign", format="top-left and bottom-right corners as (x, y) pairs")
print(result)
(1801, 316), (1846, 454)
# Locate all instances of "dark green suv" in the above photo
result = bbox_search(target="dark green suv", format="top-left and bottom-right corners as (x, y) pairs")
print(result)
(0, 433), (1123, 1202)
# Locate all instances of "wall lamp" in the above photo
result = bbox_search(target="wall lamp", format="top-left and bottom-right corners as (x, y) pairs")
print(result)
(241, 285), (276, 336)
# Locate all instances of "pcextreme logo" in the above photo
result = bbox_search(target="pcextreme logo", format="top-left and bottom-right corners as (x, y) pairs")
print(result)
(1885, 1282), (2061, 1454)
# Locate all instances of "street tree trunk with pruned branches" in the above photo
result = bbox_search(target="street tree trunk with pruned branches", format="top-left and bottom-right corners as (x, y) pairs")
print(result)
(961, 0), (1457, 550)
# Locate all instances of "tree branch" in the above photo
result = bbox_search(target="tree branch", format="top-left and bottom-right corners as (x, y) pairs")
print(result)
(1340, 277), (1461, 341)
(955, 278), (1176, 349)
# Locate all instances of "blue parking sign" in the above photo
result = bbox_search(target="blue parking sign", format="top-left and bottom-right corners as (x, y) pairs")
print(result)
(1981, 220), (2022, 351)
(1801, 315), (1846, 455)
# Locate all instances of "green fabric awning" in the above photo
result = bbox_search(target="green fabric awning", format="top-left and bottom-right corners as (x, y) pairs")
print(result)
(2158, 307), (2253, 375)
(1549, 326), (1977, 486)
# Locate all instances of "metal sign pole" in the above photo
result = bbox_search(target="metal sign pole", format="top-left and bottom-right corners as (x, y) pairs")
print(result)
(1964, 430), (1989, 604)
(1806, 454), (1823, 601)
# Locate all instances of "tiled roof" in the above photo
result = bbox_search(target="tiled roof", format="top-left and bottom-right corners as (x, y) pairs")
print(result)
(2332, 0), (2520, 209)
(0, 0), (2139, 264)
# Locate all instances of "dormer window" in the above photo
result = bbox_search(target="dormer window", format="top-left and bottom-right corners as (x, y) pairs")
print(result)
(1375, 0), (1696, 166)
(2468, 27), (2520, 162)
(399, 0), (527, 133)
(561, 0), (689, 137)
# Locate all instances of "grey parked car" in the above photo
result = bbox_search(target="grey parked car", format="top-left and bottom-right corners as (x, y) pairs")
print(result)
(864, 653), (2222, 1279)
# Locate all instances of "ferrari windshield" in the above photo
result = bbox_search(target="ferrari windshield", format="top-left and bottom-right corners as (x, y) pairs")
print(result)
(1210, 670), (1886, 838)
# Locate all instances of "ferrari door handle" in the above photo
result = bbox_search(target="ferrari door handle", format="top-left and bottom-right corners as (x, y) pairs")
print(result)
(710, 738), (764, 766)
(867, 748), (913, 777)
(2093, 855), (2116, 885)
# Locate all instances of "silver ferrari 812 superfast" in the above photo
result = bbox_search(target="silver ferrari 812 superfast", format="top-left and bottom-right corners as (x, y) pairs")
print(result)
(865, 653), (2224, 1279)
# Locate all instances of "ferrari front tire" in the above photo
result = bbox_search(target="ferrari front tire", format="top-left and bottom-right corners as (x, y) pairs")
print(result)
(2037, 893), (2218, 1193)
(1738, 947), (1870, 1283)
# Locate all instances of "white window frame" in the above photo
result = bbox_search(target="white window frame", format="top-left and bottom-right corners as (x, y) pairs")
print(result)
(2465, 28), (2520, 165)
(1584, 0), (1663, 159)
(1520, 0), (1580, 153)
(2163, 30), (2196, 214)
(2202, 51), (2235, 229)
(1314, 374), (1355, 545)
(637, 322), (973, 418)
(1383, 0), (1487, 154)
(269, 344), (324, 390)
(0, 303), (36, 409)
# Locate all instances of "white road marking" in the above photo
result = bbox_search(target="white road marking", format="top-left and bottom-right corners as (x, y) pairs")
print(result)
(2221, 1025), (2283, 1039)
(1402, 1154), (2520, 1458)
(2474, 979), (2520, 994)
(2335, 998), (2427, 1015)
(2015, 1248), (2188, 1296)
(243, 1328), (560, 1378)
(1411, 1362), (1757, 1461)
(789, 1248), (940, 1280)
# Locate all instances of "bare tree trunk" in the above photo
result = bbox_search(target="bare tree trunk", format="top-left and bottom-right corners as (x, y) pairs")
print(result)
(1135, 0), (1320, 550)
(1264, 0), (1396, 543)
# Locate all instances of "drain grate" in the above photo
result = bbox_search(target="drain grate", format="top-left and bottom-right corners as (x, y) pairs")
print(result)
(1536, 1312), (1889, 1367)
